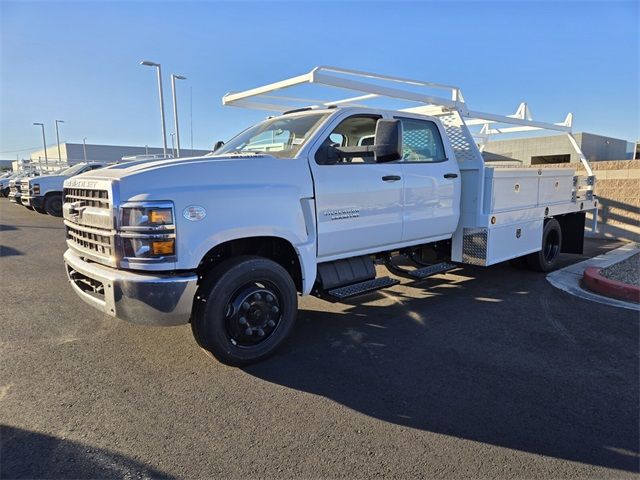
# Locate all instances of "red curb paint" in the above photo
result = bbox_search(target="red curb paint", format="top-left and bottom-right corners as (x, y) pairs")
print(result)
(582, 266), (640, 304)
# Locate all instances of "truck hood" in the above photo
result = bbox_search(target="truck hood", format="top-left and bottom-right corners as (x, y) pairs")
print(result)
(79, 155), (256, 181)
(70, 153), (314, 204)
(30, 174), (67, 183)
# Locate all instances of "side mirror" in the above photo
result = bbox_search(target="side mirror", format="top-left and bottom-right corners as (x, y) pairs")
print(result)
(322, 119), (403, 164)
(372, 119), (402, 163)
(213, 140), (225, 151)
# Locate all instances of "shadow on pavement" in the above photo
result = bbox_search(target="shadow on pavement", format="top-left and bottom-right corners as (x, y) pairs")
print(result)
(1, 425), (175, 479)
(0, 224), (19, 231)
(0, 246), (23, 257)
(247, 262), (639, 473)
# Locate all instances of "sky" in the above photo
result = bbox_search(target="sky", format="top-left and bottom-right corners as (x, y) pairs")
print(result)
(0, 0), (638, 158)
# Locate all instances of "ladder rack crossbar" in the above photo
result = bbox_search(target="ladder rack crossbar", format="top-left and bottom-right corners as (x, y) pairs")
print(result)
(222, 66), (573, 134)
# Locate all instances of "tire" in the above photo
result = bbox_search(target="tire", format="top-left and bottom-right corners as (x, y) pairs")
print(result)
(526, 218), (563, 272)
(34, 206), (47, 214)
(191, 255), (298, 366)
(44, 193), (63, 217)
(25, 205), (34, 211)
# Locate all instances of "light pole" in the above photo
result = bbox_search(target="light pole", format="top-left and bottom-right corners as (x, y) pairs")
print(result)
(170, 133), (176, 158)
(33, 122), (48, 169)
(171, 74), (187, 158)
(140, 60), (168, 157)
(55, 119), (65, 165)
(83, 137), (88, 162)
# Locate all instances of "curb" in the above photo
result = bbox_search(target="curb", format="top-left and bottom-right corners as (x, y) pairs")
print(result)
(582, 267), (640, 303)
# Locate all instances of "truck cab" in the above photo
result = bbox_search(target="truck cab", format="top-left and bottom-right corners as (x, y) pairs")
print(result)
(62, 67), (596, 366)
(22, 162), (107, 216)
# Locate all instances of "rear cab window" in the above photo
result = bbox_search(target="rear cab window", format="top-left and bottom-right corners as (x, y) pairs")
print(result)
(395, 117), (447, 163)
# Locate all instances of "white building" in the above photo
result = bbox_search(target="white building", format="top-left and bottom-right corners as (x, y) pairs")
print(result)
(27, 143), (210, 172)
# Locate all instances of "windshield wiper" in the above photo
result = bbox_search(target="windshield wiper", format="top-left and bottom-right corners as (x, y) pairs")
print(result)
(226, 151), (263, 156)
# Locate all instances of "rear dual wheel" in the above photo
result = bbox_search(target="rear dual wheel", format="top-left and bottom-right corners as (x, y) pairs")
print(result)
(526, 218), (563, 272)
(192, 256), (298, 366)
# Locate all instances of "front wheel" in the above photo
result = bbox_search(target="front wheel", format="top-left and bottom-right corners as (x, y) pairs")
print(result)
(526, 218), (563, 272)
(44, 193), (63, 216)
(34, 206), (47, 214)
(191, 256), (298, 366)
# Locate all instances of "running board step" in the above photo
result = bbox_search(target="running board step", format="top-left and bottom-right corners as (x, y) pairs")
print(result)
(327, 276), (399, 300)
(384, 258), (457, 280)
(407, 262), (457, 279)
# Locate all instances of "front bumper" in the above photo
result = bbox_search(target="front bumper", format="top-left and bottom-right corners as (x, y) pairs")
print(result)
(63, 249), (198, 326)
(22, 195), (44, 208)
(8, 193), (21, 204)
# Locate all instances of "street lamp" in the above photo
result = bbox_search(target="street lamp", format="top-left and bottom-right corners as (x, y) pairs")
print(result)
(140, 60), (168, 157)
(33, 122), (48, 169)
(55, 120), (65, 166)
(83, 137), (88, 162)
(171, 74), (187, 158)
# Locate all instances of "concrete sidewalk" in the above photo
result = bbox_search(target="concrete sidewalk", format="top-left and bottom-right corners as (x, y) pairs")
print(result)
(547, 242), (640, 311)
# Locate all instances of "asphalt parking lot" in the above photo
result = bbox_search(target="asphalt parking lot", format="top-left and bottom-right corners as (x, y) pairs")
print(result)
(1, 199), (638, 479)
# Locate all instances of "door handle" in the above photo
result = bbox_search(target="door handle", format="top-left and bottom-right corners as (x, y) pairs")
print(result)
(382, 175), (402, 182)
(444, 173), (458, 179)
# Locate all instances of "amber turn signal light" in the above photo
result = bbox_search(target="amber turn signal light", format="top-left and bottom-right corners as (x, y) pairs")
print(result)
(151, 239), (175, 256)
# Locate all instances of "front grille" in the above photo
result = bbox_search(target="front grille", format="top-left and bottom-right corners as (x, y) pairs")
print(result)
(64, 187), (110, 208)
(64, 186), (113, 262)
(67, 224), (113, 257)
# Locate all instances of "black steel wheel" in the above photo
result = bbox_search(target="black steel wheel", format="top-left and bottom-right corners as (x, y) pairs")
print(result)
(34, 206), (47, 215)
(192, 256), (298, 366)
(526, 218), (563, 272)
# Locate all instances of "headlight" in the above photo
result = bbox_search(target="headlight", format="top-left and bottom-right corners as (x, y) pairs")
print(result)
(119, 202), (176, 260)
(121, 204), (174, 229)
(33, 184), (40, 195)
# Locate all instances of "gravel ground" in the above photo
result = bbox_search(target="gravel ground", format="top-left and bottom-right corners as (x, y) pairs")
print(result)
(601, 251), (640, 286)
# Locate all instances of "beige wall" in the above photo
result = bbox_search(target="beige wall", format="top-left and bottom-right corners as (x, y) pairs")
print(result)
(541, 160), (639, 242)
(588, 160), (640, 242)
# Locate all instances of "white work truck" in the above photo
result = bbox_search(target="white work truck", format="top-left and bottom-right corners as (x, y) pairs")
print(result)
(21, 162), (108, 216)
(62, 67), (596, 365)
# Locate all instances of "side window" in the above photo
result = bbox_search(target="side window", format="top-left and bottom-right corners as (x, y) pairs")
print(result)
(397, 118), (446, 163)
(315, 115), (380, 164)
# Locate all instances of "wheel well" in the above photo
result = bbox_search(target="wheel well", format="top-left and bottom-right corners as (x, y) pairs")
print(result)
(197, 236), (303, 292)
(44, 191), (62, 198)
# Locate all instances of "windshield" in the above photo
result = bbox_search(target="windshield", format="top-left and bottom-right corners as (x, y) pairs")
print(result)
(214, 112), (330, 158)
(58, 163), (87, 176)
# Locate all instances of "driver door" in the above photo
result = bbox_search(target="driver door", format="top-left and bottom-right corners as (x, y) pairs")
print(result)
(310, 114), (404, 260)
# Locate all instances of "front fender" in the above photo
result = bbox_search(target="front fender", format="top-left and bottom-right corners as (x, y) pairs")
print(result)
(183, 198), (318, 295)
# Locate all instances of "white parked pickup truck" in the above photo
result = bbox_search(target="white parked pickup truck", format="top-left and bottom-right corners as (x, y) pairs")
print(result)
(22, 162), (108, 216)
(62, 67), (596, 365)
(8, 172), (40, 205)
